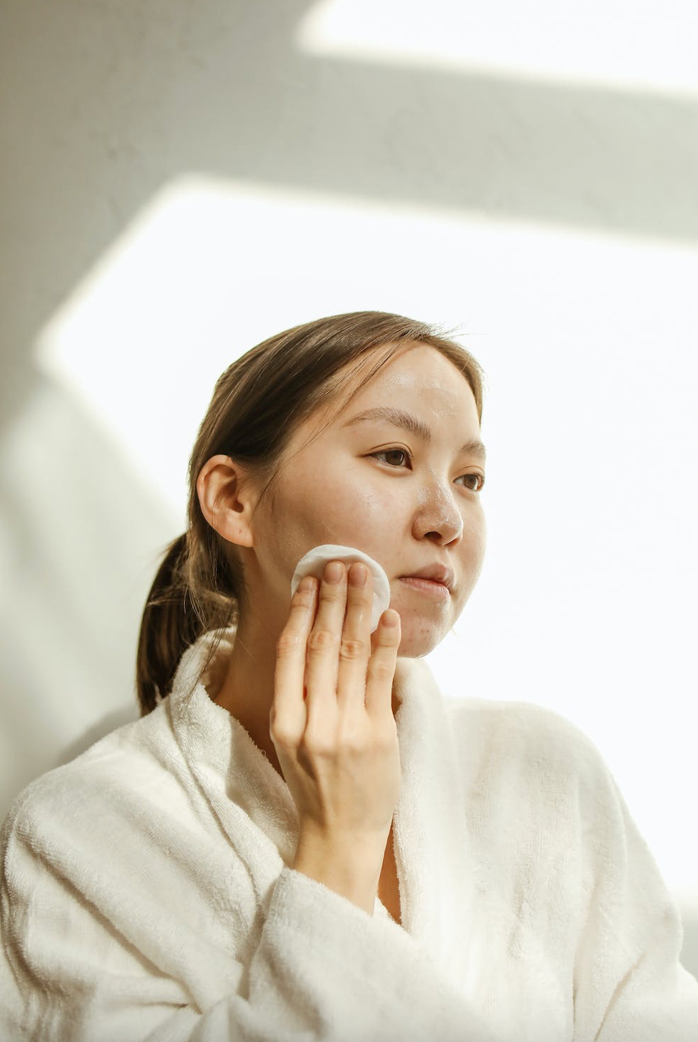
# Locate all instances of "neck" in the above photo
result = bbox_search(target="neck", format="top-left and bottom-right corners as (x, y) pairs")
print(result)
(211, 611), (285, 778)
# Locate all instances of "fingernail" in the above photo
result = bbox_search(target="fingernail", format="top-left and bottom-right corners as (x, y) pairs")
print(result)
(349, 563), (367, 586)
(325, 561), (343, 583)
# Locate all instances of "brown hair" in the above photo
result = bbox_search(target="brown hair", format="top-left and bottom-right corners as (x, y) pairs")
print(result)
(135, 310), (487, 715)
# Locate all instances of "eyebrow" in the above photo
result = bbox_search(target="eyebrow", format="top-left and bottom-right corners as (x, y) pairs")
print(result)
(341, 406), (487, 462)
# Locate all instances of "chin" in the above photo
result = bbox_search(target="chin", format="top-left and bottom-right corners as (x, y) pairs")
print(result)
(395, 624), (445, 659)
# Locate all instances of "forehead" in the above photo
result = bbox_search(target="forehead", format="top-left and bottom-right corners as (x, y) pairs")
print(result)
(338, 343), (475, 418)
(298, 343), (478, 452)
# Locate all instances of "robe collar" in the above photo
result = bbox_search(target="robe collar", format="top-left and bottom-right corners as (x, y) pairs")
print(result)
(166, 625), (482, 989)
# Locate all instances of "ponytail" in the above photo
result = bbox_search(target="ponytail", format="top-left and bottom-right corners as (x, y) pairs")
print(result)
(136, 534), (217, 716)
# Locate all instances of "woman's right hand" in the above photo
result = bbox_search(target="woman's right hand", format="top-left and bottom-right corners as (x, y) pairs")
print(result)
(270, 559), (402, 889)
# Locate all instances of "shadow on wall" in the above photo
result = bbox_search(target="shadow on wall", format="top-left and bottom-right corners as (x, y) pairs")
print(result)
(54, 704), (141, 771)
(3, 0), (698, 436)
(0, 373), (172, 822)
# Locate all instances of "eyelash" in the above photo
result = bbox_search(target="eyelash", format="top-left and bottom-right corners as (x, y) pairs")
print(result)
(370, 449), (486, 492)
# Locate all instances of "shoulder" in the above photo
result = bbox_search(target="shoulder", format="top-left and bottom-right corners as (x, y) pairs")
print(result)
(442, 696), (635, 878)
(444, 694), (600, 756)
(443, 695), (612, 796)
(1, 703), (183, 854)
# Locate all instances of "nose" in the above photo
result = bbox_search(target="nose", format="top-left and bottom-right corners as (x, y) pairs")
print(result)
(413, 481), (463, 545)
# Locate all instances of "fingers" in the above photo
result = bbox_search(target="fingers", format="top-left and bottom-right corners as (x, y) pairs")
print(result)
(335, 561), (374, 712)
(273, 557), (401, 742)
(310, 559), (399, 721)
(365, 608), (401, 719)
(303, 560), (348, 717)
(272, 575), (318, 733)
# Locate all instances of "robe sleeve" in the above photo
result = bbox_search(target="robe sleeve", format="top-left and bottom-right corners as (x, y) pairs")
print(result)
(570, 729), (698, 1042)
(0, 793), (497, 1042)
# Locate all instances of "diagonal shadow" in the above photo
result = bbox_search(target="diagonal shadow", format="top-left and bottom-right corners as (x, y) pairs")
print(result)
(2, 0), (698, 435)
(0, 374), (172, 820)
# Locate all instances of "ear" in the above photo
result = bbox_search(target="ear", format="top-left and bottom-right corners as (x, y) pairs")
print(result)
(196, 455), (259, 548)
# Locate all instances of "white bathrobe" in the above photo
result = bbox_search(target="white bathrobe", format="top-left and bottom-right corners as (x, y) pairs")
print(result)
(1, 626), (696, 1042)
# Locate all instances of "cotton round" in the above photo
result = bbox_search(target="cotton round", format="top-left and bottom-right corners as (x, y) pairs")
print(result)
(290, 544), (391, 633)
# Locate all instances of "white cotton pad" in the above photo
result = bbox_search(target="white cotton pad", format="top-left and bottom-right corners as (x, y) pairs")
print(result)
(290, 544), (391, 633)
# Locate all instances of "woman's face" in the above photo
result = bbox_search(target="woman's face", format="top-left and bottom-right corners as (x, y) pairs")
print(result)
(247, 343), (487, 658)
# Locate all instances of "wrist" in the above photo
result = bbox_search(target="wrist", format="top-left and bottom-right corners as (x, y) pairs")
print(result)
(292, 834), (384, 914)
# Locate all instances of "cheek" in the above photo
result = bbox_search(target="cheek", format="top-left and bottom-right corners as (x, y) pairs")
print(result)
(267, 464), (405, 597)
(466, 513), (487, 563)
(456, 519), (487, 596)
(322, 477), (396, 537)
(289, 462), (400, 547)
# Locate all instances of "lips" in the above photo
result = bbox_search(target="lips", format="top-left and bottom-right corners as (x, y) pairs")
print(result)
(400, 564), (455, 590)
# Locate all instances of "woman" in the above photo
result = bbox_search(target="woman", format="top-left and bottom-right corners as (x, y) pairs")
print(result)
(1, 311), (696, 1042)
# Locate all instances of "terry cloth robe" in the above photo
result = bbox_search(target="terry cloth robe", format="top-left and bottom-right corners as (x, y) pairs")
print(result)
(1, 627), (697, 1042)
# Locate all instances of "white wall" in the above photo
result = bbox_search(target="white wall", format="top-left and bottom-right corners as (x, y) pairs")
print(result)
(1, 0), (696, 975)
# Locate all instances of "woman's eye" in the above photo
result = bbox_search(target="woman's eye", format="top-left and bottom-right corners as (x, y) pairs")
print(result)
(370, 451), (485, 492)
(373, 449), (410, 468)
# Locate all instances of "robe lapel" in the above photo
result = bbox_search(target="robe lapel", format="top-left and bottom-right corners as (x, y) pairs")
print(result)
(169, 627), (570, 1039)
(390, 655), (483, 992)
(169, 628), (475, 988)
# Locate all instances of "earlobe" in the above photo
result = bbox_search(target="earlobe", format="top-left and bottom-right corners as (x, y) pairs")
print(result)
(196, 455), (256, 548)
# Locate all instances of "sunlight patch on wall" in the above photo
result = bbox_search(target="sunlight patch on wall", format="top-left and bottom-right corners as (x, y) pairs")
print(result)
(296, 0), (698, 98)
(31, 175), (507, 521)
